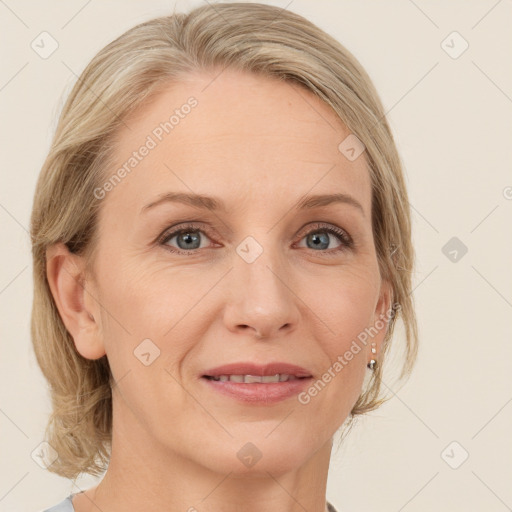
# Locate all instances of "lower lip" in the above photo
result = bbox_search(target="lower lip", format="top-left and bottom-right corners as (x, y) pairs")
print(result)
(201, 376), (312, 404)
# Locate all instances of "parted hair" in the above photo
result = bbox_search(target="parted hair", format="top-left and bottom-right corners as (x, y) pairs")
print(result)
(30, 2), (418, 480)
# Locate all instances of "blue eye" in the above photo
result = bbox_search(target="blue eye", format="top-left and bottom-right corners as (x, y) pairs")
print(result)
(159, 222), (353, 255)
(296, 223), (353, 253)
(160, 224), (212, 253)
(301, 228), (351, 251)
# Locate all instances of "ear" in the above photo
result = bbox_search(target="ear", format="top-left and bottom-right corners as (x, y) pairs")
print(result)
(46, 242), (106, 360)
(370, 278), (393, 359)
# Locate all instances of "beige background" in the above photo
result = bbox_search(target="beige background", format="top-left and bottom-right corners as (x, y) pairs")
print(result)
(1, 1), (511, 510)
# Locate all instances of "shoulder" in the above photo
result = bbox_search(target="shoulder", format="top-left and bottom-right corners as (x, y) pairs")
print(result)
(327, 501), (339, 512)
(38, 494), (75, 512)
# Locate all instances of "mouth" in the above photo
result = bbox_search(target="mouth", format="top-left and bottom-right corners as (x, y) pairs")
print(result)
(200, 363), (313, 404)
(200, 374), (313, 404)
(202, 374), (309, 383)
(202, 361), (313, 380)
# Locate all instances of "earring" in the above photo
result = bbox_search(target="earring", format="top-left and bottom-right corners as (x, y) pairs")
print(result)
(367, 342), (377, 370)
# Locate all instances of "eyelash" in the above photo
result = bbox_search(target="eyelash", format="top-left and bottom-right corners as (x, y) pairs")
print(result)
(158, 222), (354, 256)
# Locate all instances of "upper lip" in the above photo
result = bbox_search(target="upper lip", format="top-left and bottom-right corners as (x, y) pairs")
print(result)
(203, 362), (312, 378)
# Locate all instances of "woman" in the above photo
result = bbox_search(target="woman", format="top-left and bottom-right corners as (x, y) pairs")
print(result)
(32, 3), (418, 511)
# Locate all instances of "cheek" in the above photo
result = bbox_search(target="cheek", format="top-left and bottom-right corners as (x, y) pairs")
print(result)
(94, 255), (209, 386)
(93, 259), (193, 426)
(294, 266), (378, 411)
(96, 252), (179, 333)
(299, 264), (380, 344)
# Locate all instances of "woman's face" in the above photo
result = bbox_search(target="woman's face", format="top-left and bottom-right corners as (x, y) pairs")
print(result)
(80, 69), (391, 475)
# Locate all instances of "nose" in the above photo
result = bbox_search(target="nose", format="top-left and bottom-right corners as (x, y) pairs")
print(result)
(222, 244), (300, 339)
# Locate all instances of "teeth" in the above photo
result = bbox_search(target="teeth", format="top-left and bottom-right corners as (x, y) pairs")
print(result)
(209, 374), (299, 383)
(245, 375), (265, 383)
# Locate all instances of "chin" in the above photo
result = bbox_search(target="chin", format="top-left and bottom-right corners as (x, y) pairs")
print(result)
(198, 434), (316, 477)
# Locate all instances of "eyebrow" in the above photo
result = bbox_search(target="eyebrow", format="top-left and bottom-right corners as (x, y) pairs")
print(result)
(296, 193), (365, 216)
(141, 192), (365, 216)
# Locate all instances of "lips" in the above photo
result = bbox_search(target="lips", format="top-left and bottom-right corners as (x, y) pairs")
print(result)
(202, 362), (312, 379)
(201, 362), (313, 404)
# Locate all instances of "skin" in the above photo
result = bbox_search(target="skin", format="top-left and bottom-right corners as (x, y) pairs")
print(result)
(46, 68), (391, 512)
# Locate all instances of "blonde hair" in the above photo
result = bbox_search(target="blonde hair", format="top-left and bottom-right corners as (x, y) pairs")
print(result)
(30, 2), (418, 480)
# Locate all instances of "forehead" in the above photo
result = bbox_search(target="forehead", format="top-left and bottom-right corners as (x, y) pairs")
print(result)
(103, 69), (371, 217)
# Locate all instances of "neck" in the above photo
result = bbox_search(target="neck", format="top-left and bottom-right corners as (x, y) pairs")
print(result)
(78, 397), (333, 512)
